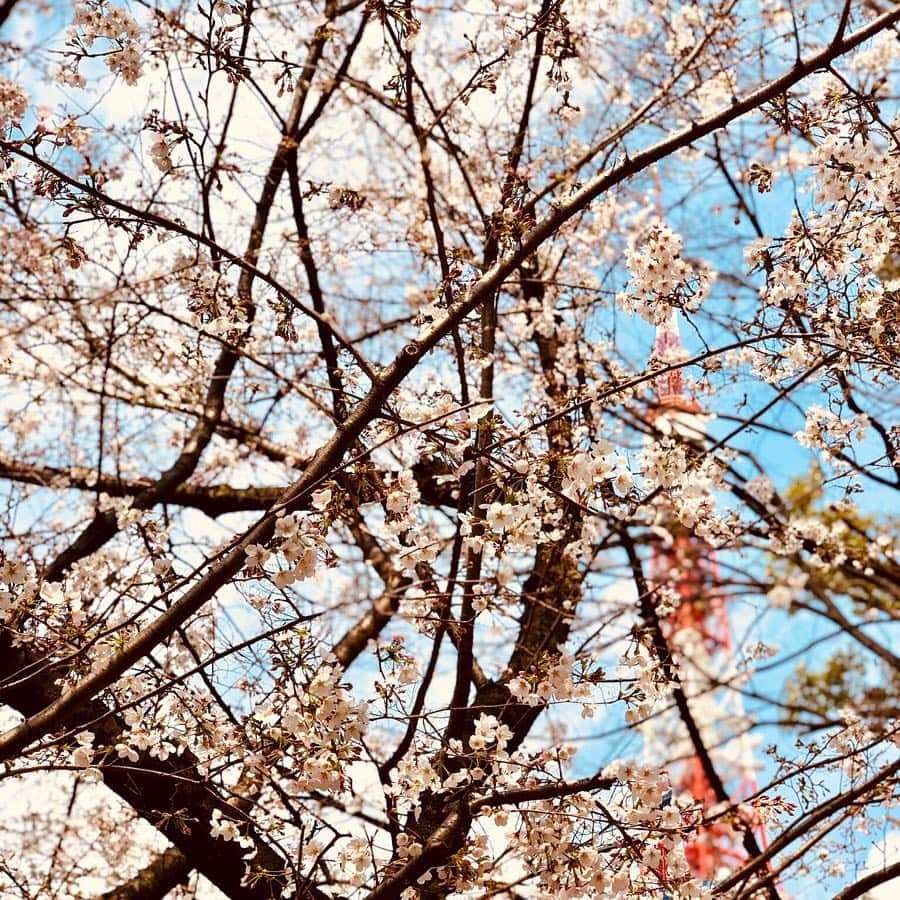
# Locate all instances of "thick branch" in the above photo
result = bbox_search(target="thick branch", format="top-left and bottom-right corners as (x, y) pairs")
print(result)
(0, 457), (281, 517)
(96, 847), (190, 900)
(831, 859), (900, 900)
(715, 758), (900, 894)
(0, 0), (22, 28)
(622, 531), (778, 897)
(0, 642), (297, 900)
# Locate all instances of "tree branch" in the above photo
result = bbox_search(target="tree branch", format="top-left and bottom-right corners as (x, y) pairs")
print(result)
(832, 859), (900, 900)
(96, 847), (191, 900)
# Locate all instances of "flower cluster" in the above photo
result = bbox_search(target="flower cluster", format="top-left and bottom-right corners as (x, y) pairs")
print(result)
(469, 713), (513, 752)
(249, 661), (368, 795)
(0, 558), (35, 623)
(620, 218), (714, 325)
(618, 645), (675, 724)
(0, 77), (28, 131)
(563, 444), (634, 501)
(767, 574), (808, 610)
(144, 132), (173, 174)
(508, 650), (597, 710)
(245, 511), (326, 587)
(383, 468), (445, 572)
(491, 766), (712, 899)
(70, 731), (95, 768)
(639, 439), (729, 538)
(209, 808), (254, 848)
(58, 1), (144, 87)
(795, 405), (869, 460)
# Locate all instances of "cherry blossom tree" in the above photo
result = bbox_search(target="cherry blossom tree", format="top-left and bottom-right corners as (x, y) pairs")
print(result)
(0, 1), (898, 898)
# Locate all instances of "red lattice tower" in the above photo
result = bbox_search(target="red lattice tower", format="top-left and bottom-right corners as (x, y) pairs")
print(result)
(644, 312), (767, 883)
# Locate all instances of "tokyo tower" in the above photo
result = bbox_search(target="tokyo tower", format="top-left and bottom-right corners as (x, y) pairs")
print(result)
(640, 311), (767, 884)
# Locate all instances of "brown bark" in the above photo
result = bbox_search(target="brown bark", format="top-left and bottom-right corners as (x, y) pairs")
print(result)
(97, 847), (191, 900)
